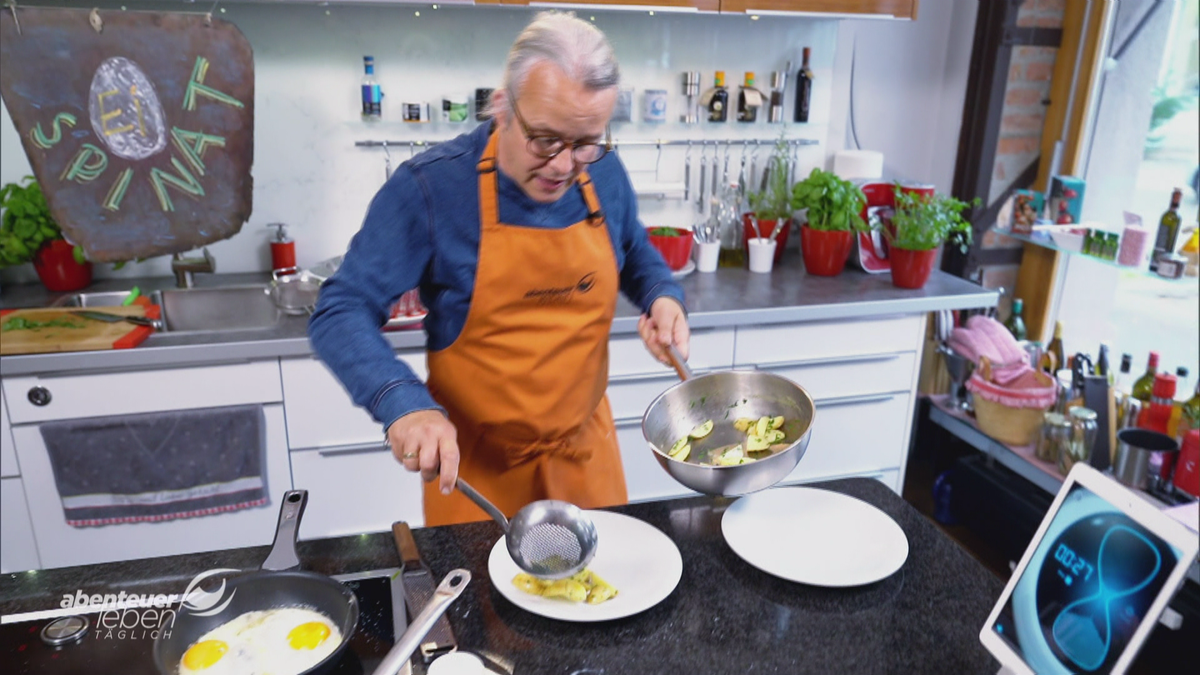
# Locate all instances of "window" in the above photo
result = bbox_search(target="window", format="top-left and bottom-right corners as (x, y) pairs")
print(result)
(1055, 0), (1198, 388)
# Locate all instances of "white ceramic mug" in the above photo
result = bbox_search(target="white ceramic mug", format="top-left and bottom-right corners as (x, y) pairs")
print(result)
(696, 241), (720, 272)
(747, 238), (777, 273)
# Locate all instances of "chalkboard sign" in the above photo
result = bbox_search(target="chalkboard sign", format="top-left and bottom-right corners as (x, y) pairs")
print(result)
(0, 8), (254, 263)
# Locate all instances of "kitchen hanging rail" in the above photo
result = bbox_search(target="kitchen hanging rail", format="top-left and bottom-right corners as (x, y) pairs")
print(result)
(354, 138), (820, 149)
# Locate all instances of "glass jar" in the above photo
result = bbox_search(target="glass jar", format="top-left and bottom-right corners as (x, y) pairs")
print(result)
(1036, 412), (1071, 463)
(1059, 406), (1099, 475)
(714, 182), (745, 268)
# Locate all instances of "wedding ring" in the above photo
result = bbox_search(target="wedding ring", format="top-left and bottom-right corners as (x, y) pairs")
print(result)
(402, 452), (418, 460)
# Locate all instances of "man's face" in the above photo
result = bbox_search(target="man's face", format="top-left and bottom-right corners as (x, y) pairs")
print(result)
(494, 62), (616, 204)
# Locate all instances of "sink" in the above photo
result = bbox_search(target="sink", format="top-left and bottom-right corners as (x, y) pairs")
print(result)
(52, 285), (283, 333)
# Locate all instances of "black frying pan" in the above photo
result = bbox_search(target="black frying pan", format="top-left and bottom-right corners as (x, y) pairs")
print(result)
(153, 490), (360, 675)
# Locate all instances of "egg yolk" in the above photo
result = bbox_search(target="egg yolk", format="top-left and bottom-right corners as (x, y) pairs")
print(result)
(182, 639), (228, 670)
(287, 621), (331, 650)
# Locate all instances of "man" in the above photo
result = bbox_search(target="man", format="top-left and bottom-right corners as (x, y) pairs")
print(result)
(309, 12), (690, 526)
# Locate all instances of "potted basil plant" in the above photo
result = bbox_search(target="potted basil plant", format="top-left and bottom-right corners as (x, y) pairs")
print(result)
(790, 168), (868, 276)
(884, 187), (979, 289)
(744, 138), (794, 263)
(1, 176), (92, 291)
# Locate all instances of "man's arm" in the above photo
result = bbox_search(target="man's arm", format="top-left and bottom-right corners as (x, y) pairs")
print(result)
(608, 166), (691, 363)
(308, 165), (442, 432)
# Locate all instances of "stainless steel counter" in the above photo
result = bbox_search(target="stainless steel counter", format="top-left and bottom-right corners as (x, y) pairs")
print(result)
(0, 264), (995, 376)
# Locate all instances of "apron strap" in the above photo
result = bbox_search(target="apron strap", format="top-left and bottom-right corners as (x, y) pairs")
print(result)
(575, 172), (606, 228)
(478, 131), (501, 228)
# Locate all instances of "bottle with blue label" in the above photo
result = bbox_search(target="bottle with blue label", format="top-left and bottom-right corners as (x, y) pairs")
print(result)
(361, 56), (382, 121)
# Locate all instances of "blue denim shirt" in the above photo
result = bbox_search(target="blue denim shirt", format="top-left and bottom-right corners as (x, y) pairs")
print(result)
(309, 123), (686, 433)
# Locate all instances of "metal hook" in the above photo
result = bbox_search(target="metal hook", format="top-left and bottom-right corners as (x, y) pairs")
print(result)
(6, 0), (20, 35)
(654, 140), (663, 182)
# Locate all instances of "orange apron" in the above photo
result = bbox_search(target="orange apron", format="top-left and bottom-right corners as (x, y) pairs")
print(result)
(422, 130), (628, 526)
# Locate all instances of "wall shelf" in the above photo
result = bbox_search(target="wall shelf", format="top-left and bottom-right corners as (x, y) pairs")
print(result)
(994, 228), (1198, 285)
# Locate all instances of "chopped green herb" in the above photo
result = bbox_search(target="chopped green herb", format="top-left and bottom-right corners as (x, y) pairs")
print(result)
(2, 317), (86, 332)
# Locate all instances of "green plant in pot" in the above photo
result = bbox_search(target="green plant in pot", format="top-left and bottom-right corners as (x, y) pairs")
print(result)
(744, 138), (794, 263)
(1, 176), (92, 292)
(790, 167), (868, 276)
(884, 186), (979, 289)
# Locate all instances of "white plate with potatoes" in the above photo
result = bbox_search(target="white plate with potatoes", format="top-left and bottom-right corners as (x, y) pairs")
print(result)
(487, 510), (682, 622)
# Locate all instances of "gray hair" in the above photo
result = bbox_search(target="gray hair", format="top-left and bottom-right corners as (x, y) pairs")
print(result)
(496, 11), (620, 110)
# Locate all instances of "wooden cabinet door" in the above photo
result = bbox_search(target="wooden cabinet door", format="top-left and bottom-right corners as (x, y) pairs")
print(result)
(718, 0), (918, 19)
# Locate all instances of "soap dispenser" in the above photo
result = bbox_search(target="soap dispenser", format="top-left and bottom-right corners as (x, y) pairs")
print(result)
(266, 223), (296, 272)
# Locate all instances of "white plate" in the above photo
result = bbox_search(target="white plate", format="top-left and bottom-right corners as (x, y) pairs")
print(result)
(671, 260), (696, 279)
(487, 510), (682, 622)
(721, 487), (909, 587)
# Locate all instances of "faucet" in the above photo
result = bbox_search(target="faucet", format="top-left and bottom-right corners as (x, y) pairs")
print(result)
(172, 247), (216, 288)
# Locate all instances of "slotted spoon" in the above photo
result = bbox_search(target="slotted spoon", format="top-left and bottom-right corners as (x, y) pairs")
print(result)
(456, 478), (598, 579)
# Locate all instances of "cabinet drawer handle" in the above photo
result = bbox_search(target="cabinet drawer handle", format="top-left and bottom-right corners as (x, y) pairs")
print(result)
(612, 416), (644, 429)
(751, 353), (903, 370)
(27, 386), (52, 407)
(814, 393), (901, 408)
(315, 441), (390, 457)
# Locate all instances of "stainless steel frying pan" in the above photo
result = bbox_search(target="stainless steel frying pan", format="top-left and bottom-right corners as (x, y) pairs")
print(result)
(641, 346), (815, 495)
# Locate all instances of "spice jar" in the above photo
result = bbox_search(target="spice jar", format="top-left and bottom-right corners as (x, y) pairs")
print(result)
(1059, 407), (1098, 475)
(1037, 412), (1072, 463)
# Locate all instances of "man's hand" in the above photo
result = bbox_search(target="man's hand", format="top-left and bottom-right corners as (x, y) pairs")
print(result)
(388, 410), (460, 495)
(638, 297), (690, 365)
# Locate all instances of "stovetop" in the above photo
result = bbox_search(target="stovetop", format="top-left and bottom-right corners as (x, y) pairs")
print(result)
(2, 568), (408, 675)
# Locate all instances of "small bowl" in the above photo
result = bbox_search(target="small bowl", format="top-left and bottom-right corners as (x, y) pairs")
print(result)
(646, 227), (694, 271)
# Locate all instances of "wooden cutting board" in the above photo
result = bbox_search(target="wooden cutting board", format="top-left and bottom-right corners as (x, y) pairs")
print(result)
(0, 305), (161, 355)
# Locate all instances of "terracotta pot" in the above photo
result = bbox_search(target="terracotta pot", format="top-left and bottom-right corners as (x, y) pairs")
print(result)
(646, 227), (694, 271)
(33, 239), (92, 292)
(799, 226), (853, 277)
(741, 214), (791, 264)
(889, 245), (940, 289)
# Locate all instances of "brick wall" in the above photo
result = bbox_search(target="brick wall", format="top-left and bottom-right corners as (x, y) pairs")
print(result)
(978, 0), (1066, 308)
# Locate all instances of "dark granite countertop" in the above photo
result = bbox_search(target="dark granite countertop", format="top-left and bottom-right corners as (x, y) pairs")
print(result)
(0, 262), (995, 376)
(0, 479), (1004, 674)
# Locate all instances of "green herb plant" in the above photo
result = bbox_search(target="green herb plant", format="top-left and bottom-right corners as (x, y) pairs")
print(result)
(886, 186), (980, 253)
(0, 176), (85, 268)
(790, 168), (869, 233)
(747, 137), (794, 224)
(648, 227), (682, 237)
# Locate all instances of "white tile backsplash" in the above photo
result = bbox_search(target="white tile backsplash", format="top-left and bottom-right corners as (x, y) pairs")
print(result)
(2, 3), (840, 280)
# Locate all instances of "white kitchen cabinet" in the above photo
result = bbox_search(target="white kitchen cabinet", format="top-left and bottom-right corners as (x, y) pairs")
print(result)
(608, 328), (735, 503)
(291, 444), (425, 538)
(1, 477), (40, 573)
(733, 315), (924, 366)
(1, 388), (17, 478)
(2, 360), (283, 424)
(12, 403), (293, 569)
(780, 393), (912, 491)
(280, 352), (426, 451)
(4, 360), (292, 570)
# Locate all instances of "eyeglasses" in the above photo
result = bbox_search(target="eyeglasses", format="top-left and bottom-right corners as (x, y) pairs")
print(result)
(509, 96), (612, 165)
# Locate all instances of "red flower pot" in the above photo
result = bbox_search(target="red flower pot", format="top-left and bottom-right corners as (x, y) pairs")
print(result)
(646, 227), (694, 271)
(741, 214), (791, 264)
(799, 226), (853, 277)
(33, 240), (92, 292)
(889, 245), (939, 289)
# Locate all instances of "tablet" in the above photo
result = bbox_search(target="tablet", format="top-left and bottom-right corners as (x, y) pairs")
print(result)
(979, 463), (1198, 675)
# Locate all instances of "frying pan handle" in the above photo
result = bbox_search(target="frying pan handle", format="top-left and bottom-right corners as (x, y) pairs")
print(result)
(261, 490), (306, 572)
(667, 343), (694, 381)
(455, 478), (510, 531)
(372, 570), (471, 675)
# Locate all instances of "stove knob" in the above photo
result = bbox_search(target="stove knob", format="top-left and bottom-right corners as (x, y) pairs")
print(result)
(27, 386), (51, 407)
(41, 616), (88, 647)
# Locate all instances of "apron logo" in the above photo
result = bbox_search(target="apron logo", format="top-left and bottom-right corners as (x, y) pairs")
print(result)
(577, 273), (596, 293)
(524, 271), (598, 305)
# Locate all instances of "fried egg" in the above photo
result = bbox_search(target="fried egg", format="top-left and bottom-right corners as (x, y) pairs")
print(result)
(178, 607), (342, 675)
